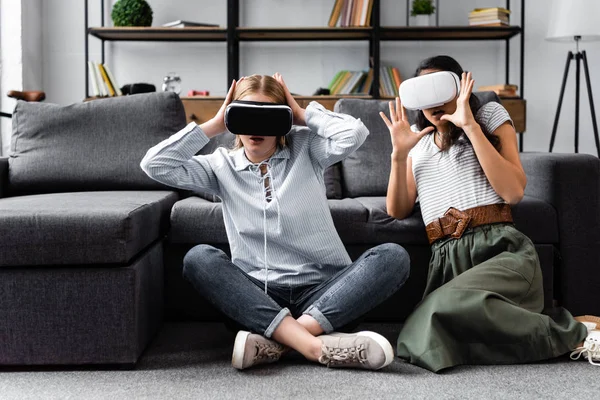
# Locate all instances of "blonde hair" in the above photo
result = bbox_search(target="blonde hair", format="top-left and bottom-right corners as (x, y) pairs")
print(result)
(232, 75), (288, 149)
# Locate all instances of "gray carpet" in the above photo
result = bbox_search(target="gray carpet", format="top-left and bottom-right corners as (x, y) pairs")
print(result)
(0, 322), (597, 400)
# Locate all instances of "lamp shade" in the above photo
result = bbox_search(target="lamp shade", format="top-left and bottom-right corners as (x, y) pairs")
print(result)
(546, 0), (600, 42)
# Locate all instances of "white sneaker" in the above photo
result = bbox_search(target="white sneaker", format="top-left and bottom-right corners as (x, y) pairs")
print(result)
(570, 330), (600, 366)
(318, 331), (394, 370)
(231, 331), (288, 370)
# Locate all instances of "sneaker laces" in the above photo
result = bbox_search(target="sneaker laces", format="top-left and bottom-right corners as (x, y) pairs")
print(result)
(254, 342), (284, 362)
(570, 341), (600, 366)
(319, 344), (367, 366)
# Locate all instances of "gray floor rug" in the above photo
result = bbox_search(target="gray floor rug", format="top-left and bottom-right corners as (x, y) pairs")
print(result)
(0, 322), (597, 399)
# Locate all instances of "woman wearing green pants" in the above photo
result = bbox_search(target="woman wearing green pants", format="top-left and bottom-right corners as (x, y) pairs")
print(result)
(380, 55), (599, 372)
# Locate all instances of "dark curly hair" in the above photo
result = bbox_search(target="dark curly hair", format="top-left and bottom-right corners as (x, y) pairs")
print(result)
(414, 55), (501, 152)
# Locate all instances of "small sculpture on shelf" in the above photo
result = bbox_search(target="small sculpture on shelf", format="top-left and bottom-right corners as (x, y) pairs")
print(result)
(162, 73), (182, 95)
(411, 0), (435, 27)
(111, 0), (153, 27)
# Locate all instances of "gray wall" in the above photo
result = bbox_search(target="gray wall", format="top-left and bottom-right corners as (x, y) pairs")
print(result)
(10, 0), (600, 155)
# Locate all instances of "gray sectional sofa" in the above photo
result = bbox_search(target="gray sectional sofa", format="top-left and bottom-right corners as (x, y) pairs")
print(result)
(1, 92), (599, 366)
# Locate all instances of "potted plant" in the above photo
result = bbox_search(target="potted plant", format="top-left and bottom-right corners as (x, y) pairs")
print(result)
(411, 0), (435, 26)
(111, 0), (153, 27)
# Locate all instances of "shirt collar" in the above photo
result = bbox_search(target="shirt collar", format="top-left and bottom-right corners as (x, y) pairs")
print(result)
(232, 145), (290, 171)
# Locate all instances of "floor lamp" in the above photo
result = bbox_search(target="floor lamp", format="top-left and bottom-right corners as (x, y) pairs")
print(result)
(546, 0), (600, 156)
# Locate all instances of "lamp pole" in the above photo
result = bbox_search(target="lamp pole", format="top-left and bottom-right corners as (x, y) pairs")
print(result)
(548, 36), (600, 156)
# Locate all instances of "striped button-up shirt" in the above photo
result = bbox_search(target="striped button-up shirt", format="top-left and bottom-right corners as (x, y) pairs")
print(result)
(141, 102), (369, 287)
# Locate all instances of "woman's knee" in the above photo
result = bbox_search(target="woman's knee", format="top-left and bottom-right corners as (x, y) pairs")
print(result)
(182, 244), (223, 280)
(373, 243), (411, 283)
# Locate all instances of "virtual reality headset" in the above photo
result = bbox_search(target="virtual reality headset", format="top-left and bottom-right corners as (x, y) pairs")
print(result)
(399, 71), (461, 110)
(225, 100), (293, 136)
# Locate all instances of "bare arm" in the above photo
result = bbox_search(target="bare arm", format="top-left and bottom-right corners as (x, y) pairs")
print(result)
(441, 72), (526, 204)
(387, 155), (419, 219)
(464, 121), (526, 204)
(381, 97), (434, 219)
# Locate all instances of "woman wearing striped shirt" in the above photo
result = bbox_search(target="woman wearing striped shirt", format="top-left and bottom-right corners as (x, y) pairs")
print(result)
(381, 55), (599, 371)
(141, 74), (410, 371)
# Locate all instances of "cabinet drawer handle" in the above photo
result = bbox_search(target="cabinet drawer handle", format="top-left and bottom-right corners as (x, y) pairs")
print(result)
(190, 113), (198, 121)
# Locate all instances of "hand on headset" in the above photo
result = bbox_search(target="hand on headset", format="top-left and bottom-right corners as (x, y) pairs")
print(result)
(201, 77), (245, 137)
(273, 73), (306, 126)
(380, 97), (434, 160)
(439, 72), (477, 131)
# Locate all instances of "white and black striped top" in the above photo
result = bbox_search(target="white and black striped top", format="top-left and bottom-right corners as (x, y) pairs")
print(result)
(141, 102), (368, 286)
(409, 102), (513, 225)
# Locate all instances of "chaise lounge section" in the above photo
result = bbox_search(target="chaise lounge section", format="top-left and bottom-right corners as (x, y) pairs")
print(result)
(0, 93), (184, 365)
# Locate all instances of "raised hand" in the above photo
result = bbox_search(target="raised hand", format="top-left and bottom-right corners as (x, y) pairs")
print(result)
(380, 97), (434, 160)
(273, 72), (306, 126)
(201, 77), (243, 137)
(440, 71), (476, 130)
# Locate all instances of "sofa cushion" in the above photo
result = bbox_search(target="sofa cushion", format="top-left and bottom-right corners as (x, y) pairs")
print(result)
(334, 99), (391, 198)
(512, 195), (559, 243)
(169, 196), (369, 245)
(170, 197), (228, 244)
(0, 191), (178, 266)
(169, 194), (557, 247)
(9, 92), (186, 195)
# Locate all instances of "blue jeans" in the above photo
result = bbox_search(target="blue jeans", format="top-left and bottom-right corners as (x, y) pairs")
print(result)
(182, 243), (410, 338)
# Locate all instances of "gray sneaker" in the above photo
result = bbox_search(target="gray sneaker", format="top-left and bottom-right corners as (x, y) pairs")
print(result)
(231, 330), (288, 370)
(318, 331), (394, 370)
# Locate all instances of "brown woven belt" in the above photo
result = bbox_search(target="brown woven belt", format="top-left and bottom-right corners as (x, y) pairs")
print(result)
(425, 204), (513, 244)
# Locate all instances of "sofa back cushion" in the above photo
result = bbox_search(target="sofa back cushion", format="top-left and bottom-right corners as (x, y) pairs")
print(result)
(334, 99), (393, 197)
(334, 92), (501, 197)
(9, 92), (186, 194)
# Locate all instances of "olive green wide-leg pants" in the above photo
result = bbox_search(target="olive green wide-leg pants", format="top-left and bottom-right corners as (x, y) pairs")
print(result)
(397, 223), (587, 372)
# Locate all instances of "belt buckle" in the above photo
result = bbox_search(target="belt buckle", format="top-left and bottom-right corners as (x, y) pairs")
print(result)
(444, 207), (472, 239)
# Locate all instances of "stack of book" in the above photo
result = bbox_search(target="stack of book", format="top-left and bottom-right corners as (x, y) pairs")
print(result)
(468, 7), (510, 27)
(328, 66), (402, 97)
(478, 84), (518, 98)
(87, 61), (121, 97)
(328, 0), (374, 27)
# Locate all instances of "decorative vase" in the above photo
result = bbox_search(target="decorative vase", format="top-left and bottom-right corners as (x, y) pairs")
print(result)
(415, 14), (431, 26)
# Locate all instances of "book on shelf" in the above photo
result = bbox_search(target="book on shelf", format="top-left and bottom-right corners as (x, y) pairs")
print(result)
(469, 21), (509, 27)
(469, 8), (511, 17)
(327, 66), (402, 96)
(328, 0), (373, 27)
(97, 64), (115, 96)
(87, 61), (100, 97)
(103, 64), (123, 96)
(89, 62), (121, 97)
(468, 7), (510, 26)
(162, 20), (220, 28)
(328, 0), (345, 27)
(93, 62), (107, 97)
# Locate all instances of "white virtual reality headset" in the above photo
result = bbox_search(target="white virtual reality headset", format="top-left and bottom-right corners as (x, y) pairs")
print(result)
(399, 71), (461, 110)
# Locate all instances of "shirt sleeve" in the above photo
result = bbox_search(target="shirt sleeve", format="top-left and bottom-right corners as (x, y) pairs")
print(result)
(476, 101), (514, 134)
(304, 101), (370, 170)
(140, 122), (221, 196)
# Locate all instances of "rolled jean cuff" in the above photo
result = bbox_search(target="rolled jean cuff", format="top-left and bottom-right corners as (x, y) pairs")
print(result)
(264, 307), (292, 338)
(304, 305), (334, 334)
